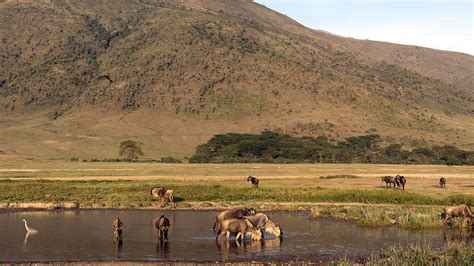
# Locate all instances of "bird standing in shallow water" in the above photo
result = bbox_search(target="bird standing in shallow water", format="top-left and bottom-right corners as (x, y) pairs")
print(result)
(22, 219), (38, 233)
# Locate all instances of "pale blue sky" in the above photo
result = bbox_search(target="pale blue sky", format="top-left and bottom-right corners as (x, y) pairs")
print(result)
(255, 0), (473, 55)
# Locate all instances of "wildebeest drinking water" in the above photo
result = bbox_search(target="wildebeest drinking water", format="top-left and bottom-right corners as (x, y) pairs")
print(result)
(247, 176), (259, 188)
(440, 177), (447, 188)
(244, 213), (282, 238)
(112, 217), (124, 240)
(441, 204), (474, 226)
(155, 215), (171, 241)
(215, 217), (263, 241)
(151, 187), (176, 207)
(213, 208), (257, 231)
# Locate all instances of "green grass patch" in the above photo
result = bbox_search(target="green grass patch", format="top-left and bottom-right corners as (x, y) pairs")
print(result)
(334, 243), (474, 265)
(0, 180), (472, 209)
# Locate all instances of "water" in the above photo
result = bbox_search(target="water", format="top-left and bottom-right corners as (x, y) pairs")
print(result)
(0, 210), (471, 263)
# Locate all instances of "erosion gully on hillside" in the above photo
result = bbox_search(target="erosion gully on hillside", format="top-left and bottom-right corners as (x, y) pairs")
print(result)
(1, 210), (472, 263)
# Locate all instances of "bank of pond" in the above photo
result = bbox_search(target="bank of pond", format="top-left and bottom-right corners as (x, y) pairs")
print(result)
(0, 210), (472, 264)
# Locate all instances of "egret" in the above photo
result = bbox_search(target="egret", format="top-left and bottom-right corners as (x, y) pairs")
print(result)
(22, 219), (38, 233)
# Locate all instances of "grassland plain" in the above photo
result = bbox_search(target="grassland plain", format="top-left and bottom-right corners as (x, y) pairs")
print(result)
(0, 162), (472, 228)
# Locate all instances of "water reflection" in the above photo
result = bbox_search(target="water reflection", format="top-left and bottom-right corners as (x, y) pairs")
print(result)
(156, 240), (170, 259)
(23, 231), (38, 251)
(216, 238), (282, 260)
(443, 229), (473, 247)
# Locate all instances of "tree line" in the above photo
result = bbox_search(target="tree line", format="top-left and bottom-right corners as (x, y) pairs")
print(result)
(189, 131), (473, 165)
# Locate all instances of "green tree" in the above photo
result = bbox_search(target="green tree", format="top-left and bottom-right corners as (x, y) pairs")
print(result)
(119, 140), (144, 161)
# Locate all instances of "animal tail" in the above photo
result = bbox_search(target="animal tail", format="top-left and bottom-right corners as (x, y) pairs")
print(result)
(213, 218), (220, 232)
(150, 187), (154, 195)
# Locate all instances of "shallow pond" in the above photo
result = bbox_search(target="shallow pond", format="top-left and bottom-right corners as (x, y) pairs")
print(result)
(0, 210), (471, 263)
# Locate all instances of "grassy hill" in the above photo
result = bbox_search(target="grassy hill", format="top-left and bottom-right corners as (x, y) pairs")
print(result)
(0, 0), (472, 160)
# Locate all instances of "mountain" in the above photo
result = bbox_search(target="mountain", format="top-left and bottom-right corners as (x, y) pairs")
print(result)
(0, 0), (472, 160)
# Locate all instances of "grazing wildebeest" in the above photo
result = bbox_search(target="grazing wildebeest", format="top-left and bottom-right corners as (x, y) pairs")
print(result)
(155, 215), (171, 241)
(112, 217), (124, 240)
(440, 177), (447, 188)
(215, 217), (263, 241)
(151, 187), (176, 207)
(244, 213), (282, 238)
(247, 176), (259, 188)
(380, 176), (396, 189)
(395, 175), (406, 190)
(213, 208), (257, 231)
(441, 204), (473, 226)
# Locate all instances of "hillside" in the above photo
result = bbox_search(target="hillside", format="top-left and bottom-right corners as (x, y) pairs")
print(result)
(0, 0), (472, 160)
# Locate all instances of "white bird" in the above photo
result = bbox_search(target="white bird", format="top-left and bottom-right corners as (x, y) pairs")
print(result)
(22, 219), (38, 233)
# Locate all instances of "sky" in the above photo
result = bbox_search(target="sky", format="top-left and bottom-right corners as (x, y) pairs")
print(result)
(255, 0), (473, 55)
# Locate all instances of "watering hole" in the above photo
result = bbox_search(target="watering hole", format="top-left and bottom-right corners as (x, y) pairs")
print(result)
(0, 210), (472, 263)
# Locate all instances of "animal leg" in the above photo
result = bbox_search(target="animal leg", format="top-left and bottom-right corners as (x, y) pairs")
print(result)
(226, 231), (231, 240)
(216, 230), (225, 240)
(235, 232), (241, 241)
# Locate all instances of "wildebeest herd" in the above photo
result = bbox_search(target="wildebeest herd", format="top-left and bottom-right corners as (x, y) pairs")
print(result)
(112, 207), (283, 247)
(108, 174), (471, 248)
(380, 175), (450, 190)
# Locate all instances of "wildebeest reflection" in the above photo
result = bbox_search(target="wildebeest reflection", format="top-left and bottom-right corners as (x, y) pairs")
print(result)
(443, 229), (473, 247)
(156, 240), (170, 258)
(216, 238), (283, 259)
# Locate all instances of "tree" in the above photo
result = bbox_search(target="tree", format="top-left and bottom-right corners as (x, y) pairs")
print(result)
(119, 140), (144, 161)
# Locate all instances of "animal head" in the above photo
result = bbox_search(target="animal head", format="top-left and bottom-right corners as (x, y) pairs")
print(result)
(246, 229), (263, 241)
(248, 208), (257, 215)
(247, 176), (251, 181)
(265, 223), (282, 237)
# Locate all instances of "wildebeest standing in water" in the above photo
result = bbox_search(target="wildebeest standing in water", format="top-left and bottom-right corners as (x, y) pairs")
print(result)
(395, 175), (406, 190)
(156, 215), (171, 241)
(213, 208), (257, 231)
(247, 176), (259, 188)
(112, 217), (124, 241)
(151, 187), (176, 207)
(440, 177), (447, 188)
(215, 217), (263, 241)
(380, 176), (396, 189)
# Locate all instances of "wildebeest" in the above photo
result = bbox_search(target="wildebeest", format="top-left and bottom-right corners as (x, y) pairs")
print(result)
(395, 175), (406, 190)
(380, 176), (396, 188)
(155, 215), (171, 241)
(440, 177), (447, 188)
(244, 213), (282, 238)
(151, 187), (176, 207)
(247, 176), (259, 188)
(112, 217), (124, 240)
(441, 204), (473, 226)
(213, 208), (257, 231)
(215, 217), (263, 241)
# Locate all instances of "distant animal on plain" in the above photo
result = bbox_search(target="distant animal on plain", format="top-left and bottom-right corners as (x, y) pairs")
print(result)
(395, 175), (406, 190)
(155, 215), (171, 241)
(440, 177), (447, 188)
(441, 204), (473, 226)
(215, 217), (263, 241)
(21, 219), (38, 233)
(112, 217), (124, 240)
(151, 187), (176, 207)
(213, 208), (257, 231)
(247, 176), (259, 188)
(380, 176), (396, 188)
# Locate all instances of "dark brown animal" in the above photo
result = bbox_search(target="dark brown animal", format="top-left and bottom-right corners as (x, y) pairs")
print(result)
(155, 215), (171, 241)
(442, 204), (474, 226)
(440, 177), (447, 188)
(213, 208), (256, 231)
(151, 187), (176, 207)
(395, 175), (406, 190)
(215, 217), (262, 241)
(381, 176), (396, 188)
(247, 176), (259, 188)
(112, 217), (124, 240)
